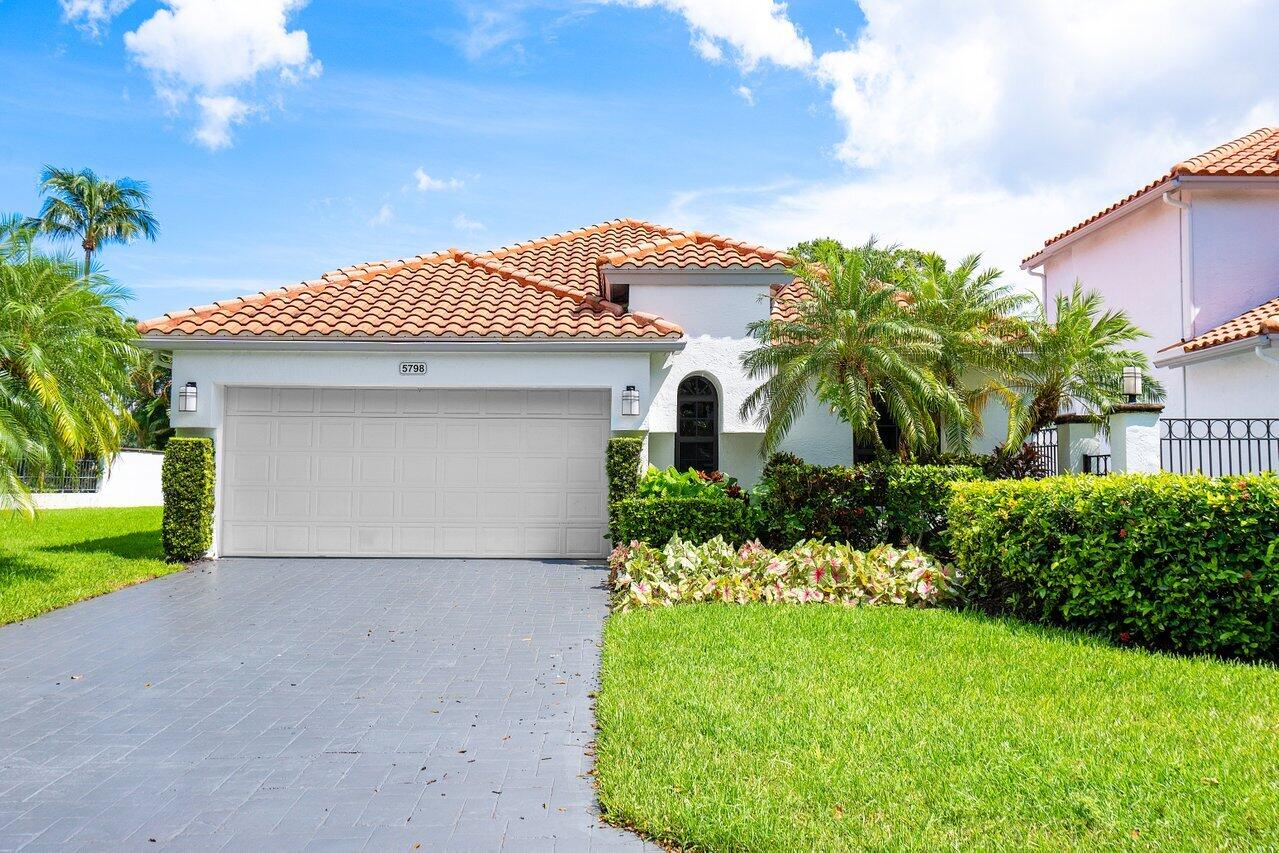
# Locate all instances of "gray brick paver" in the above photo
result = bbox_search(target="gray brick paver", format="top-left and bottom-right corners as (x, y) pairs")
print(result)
(0, 558), (644, 850)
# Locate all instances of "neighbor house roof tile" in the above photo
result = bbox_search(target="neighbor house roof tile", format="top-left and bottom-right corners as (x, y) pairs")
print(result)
(1024, 127), (1279, 265)
(138, 218), (799, 341)
(1162, 295), (1279, 355)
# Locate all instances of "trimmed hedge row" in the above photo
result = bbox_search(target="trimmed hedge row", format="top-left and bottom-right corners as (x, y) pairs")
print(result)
(611, 496), (755, 546)
(161, 436), (215, 563)
(948, 474), (1279, 660)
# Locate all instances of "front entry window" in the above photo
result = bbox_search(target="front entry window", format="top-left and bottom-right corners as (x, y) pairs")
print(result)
(676, 375), (718, 472)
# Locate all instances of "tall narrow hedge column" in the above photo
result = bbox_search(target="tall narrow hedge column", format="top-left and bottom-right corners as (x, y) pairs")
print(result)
(1109, 403), (1164, 473)
(161, 437), (215, 562)
(1054, 414), (1101, 474)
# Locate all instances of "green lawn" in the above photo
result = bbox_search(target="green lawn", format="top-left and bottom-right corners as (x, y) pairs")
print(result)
(0, 506), (179, 625)
(597, 605), (1279, 851)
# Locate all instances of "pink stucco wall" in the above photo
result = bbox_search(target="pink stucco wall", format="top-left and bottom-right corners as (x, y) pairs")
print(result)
(1042, 196), (1188, 416)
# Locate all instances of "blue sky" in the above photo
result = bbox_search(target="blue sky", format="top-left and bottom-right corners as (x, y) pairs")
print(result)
(2, 1), (1276, 322)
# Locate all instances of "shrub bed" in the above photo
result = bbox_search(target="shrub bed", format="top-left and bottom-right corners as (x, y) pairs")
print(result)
(948, 473), (1279, 660)
(161, 437), (215, 563)
(756, 453), (982, 551)
(608, 535), (954, 612)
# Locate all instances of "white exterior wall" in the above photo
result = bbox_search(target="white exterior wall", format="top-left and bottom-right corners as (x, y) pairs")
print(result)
(27, 450), (163, 509)
(632, 279), (853, 486)
(1183, 349), (1279, 417)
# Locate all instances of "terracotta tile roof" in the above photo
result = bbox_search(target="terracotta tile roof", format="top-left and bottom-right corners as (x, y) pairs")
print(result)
(139, 218), (800, 340)
(598, 232), (793, 270)
(1161, 294), (1279, 354)
(138, 244), (682, 340)
(1024, 128), (1279, 265)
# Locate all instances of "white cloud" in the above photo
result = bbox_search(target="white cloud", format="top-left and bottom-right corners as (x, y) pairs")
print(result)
(453, 213), (486, 232)
(368, 204), (395, 228)
(193, 95), (252, 150)
(124, 0), (320, 149)
(646, 0), (1279, 288)
(414, 168), (465, 192)
(59, 0), (133, 37)
(735, 85), (754, 106)
(608, 0), (813, 70)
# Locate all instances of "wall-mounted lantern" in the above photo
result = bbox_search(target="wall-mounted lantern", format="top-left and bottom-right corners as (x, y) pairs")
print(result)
(621, 385), (640, 417)
(1121, 366), (1142, 403)
(178, 381), (199, 413)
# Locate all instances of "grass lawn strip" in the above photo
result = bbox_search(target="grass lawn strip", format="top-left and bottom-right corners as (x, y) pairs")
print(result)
(597, 605), (1279, 851)
(0, 506), (178, 625)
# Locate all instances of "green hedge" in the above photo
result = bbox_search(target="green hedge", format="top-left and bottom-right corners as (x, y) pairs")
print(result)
(606, 436), (645, 540)
(757, 454), (982, 551)
(161, 437), (215, 563)
(948, 474), (1279, 660)
(884, 464), (983, 553)
(612, 495), (755, 546)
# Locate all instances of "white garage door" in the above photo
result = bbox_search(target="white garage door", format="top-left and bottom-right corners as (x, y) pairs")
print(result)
(222, 387), (610, 558)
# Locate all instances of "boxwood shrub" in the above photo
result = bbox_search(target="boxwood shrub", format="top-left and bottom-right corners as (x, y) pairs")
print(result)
(612, 495), (755, 546)
(948, 473), (1279, 660)
(162, 436), (215, 563)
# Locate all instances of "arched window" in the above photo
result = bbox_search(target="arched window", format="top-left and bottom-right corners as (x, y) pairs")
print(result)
(676, 375), (718, 472)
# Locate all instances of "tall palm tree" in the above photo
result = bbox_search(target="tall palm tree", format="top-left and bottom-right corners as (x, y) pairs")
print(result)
(29, 167), (158, 276)
(0, 253), (139, 510)
(741, 241), (967, 458)
(905, 252), (1034, 449)
(1005, 283), (1163, 445)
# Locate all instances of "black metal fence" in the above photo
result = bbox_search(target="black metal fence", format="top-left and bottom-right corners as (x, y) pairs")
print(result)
(1082, 453), (1111, 475)
(1029, 427), (1058, 476)
(16, 458), (103, 493)
(1160, 418), (1279, 476)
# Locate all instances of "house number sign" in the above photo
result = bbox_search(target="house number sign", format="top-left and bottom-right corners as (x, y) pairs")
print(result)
(399, 362), (429, 376)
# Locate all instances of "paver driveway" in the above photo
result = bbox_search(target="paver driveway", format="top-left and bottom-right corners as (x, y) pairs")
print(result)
(0, 558), (649, 851)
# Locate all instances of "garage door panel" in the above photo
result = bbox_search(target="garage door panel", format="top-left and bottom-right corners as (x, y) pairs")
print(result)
(223, 386), (608, 557)
(318, 421), (355, 449)
(275, 455), (311, 484)
(315, 491), (353, 519)
(403, 422), (438, 449)
(279, 388), (316, 412)
(359, 421), (397, 449)
(398, 491), (438, 519)
(277, 421), (314, 449)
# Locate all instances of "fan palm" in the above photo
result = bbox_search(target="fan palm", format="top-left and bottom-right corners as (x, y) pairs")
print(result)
(741, 241), (966, 458)
(1005, 283), (1163, 445)
(29, 167), (158, 276)
(0, 253), (139, 510)
(905, 253), (1034, 449)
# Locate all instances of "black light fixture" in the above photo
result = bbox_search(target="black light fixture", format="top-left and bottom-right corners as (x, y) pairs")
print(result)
(177, 381), (199, 413)
(621, 385), (640, 416)
(1121, 366), (1142, 403)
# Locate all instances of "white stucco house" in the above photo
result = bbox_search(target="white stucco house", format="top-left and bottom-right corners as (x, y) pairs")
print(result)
(1021, 127), (1279, 419)
(139, 219), (851, 559)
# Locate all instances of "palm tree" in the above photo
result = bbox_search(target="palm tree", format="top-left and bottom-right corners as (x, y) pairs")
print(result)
(0, 253), (139, 510)
(741, 241), (967, 458)
(0, 213), (37, 263)
(1005, 283), (1163, 445)
(28, 167), (158, 276)
(905, 253), (1034, 449)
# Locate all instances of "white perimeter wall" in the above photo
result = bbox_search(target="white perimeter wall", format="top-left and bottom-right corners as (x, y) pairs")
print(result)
(29, 450), (163, 509)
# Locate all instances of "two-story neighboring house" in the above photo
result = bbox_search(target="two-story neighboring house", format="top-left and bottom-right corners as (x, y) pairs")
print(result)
(1021, 128), (1279, 419)
(138, 220), (852, 559)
